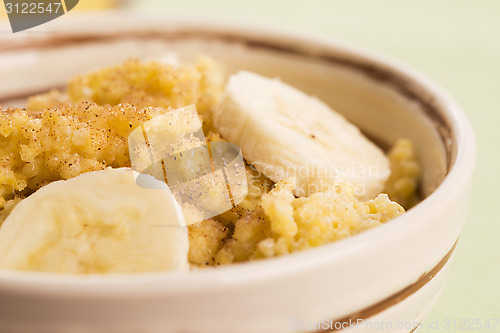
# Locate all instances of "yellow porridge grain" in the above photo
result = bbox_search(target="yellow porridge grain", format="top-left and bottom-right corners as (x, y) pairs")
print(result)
(0, 102), (161, 203)
(65, 57), (223, 130)
(204, 179), (404, 265)
(0, 57), (421, 267)
(384, 138), (421, 208)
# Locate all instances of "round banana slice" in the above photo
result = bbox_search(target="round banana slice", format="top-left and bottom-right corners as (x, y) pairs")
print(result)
(0, 168), (188, 274)
(213, 71), (390, 200)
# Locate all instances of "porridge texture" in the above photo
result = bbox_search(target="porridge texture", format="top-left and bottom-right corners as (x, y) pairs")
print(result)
(0, 58), (420, 268)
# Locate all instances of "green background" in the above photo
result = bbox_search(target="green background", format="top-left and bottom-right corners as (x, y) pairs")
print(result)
(130, 0), (499, 331)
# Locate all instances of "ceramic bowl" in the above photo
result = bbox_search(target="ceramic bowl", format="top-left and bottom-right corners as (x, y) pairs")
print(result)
(0, 14), (475, 333)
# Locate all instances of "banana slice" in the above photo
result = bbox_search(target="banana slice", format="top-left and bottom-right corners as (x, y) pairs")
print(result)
(0, 168), (188, 274)
(213, 71), (390, 200)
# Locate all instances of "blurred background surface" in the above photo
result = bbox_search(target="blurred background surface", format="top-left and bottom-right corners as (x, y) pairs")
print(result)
(2, 0), (499, 332)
